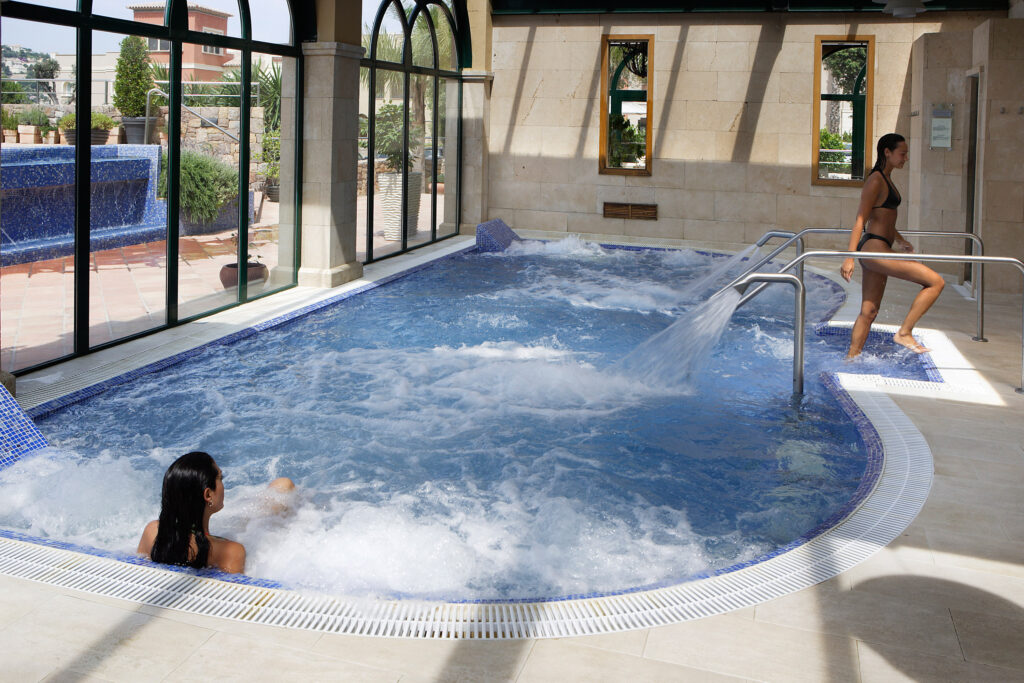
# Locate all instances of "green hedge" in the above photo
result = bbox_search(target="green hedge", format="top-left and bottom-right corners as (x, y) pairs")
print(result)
(158, 150), (238, 225)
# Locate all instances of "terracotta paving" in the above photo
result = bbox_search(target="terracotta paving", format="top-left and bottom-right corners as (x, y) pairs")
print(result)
(1, 230), (282, 373)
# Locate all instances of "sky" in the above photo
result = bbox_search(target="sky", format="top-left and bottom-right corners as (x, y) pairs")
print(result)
(1, 1), (293, 54)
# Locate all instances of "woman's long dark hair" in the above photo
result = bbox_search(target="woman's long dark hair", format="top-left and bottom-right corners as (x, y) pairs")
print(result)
(150, 451), (217, 569)
(871, 133), (906, 174)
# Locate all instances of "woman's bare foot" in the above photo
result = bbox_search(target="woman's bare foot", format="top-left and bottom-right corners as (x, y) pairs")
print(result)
(893, 332), (930, 353)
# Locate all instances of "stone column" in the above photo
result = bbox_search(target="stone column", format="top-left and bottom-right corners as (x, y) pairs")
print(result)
(459, 69), (493, 232)
(298, 41), (364, 288)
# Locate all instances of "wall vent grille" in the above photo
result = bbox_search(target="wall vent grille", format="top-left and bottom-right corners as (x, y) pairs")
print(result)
(603, 202), (657, 220)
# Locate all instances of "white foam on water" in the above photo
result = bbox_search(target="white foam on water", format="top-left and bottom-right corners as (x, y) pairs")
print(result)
(505, 234), (612, 258)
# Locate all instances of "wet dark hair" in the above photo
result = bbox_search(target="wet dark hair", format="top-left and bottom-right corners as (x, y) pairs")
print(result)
(871, 133), (906, 174)
(150, 451), (218, 569)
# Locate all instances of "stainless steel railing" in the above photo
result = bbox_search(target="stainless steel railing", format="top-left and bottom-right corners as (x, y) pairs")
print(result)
(738, 228), (988, 341)
(731, 250), (1024, 395)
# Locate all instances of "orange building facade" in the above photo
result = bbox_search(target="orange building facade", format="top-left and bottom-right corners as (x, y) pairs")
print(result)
(128, 3), (233, 81)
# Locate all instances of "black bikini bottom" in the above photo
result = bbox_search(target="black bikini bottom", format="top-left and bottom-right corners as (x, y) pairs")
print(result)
(857, 232), (894, 251)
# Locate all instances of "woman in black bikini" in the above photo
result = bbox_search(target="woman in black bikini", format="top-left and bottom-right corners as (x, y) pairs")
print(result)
(840, 133), (945, 358)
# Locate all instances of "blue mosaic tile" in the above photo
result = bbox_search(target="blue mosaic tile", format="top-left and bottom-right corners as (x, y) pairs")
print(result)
(475, 218), (521, 252)
(0, 384), (48, 463)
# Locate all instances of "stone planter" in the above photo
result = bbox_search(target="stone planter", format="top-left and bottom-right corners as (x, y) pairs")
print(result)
(265, 180), (280, 203)
(44, 130), (59, 144)
(17, 125), (41, 144)
(378, 171), (423, 241)
(120, 116), (157, 144)
(3, 129), (19, 144)
(219, 261), (268, 289)
(61, 129), (113, 145)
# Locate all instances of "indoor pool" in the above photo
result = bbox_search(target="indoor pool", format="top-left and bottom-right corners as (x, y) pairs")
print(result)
(0, 238), (933, 601)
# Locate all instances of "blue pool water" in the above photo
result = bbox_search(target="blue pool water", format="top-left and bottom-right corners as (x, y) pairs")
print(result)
(1, 239), (933, 600)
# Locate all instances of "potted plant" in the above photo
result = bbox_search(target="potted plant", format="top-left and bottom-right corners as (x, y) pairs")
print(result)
(40, 124), (59, 144)
(374, 103), (423, 241)
(218, 232), (268, 289)
(58, 112), (118, 145)
(113, 35), (157, 144)
(2, 107), (19, 143)
(261, 128), (280, 202)
(16, 106), (48, 144)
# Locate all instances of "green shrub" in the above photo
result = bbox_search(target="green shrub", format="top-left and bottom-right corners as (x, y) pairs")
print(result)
(375, 103), (420, 172)
(261, 129), (280, 182)
(114, 36), (155, 117)
(58, 111), (118, 130)
(17, 106), (49, 127)
(1, 107), (19, 130)
(158, 150), (238, 224)
(818, 128), (850, 174)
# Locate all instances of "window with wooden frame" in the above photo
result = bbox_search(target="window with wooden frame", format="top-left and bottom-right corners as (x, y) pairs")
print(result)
(813, 36), (874, 186)
(600, 35), (653, 176)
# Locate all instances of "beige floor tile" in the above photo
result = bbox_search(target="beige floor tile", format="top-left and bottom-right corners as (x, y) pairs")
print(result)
(41, 673), (114, 683)
(970, 459), (1024, 486)
(167, 631), (398, 682)
(925, 529), (1024, 579)
(643, 613), (860, 682)
(752, 585), (961, 658)
(313, 634), (533, 682)
(551, 628), (649, 656)
(1000, 510), (1024, 544)
(857, 641), (1024, 683)
(928, 475), (1021, 512)
(518, 638), (746, 683)
(912, 497), (1008, 538)
(924, 434), (1024, 465)
(134, 604), (323, 651)
(951, 608), (1024, 671)
(0, 594), (213, 682)
(842, 557), (1024, 619)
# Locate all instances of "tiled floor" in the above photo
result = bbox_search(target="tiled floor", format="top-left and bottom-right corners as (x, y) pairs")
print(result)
(2, 235), (1024, 682)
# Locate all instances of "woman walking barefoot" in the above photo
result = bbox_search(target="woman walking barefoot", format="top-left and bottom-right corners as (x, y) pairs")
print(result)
(840, 133), (945, 358)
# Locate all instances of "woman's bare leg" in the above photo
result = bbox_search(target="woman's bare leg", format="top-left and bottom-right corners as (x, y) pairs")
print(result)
(847, 268), (887, 358)
(860, 257), (945, 352)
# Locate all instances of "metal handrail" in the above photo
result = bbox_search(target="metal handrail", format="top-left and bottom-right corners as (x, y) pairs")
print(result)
(743, 228), (987, 341)
(735, 250), (1024, 394)
(144, 87), (240, 144)
(731, 272), (806, 395)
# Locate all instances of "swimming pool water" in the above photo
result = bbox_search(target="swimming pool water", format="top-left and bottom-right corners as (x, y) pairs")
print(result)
(1, 239), (933, 601)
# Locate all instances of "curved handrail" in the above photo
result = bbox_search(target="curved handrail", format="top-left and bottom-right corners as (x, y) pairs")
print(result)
(741, 228), (987, 341)
(144, 87), (241, 145)
(736, 251), (1024, 394)
(731, 272), (806, 395)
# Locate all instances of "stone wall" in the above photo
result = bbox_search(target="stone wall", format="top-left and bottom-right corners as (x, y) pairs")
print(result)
(485, 11), (1005, 252)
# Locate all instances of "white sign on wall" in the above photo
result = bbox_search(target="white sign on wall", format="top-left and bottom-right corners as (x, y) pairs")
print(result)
(931, 106), (953, 149)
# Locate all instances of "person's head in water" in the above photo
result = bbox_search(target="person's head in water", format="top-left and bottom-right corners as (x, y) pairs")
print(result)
(871, 133), (907, 174)
(150, 451), (223, 569)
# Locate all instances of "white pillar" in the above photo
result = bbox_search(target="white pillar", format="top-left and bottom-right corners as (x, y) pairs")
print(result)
(459, 70), (493, 232)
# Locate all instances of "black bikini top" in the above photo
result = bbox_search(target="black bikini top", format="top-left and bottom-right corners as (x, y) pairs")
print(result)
(872, 170), (901, 210)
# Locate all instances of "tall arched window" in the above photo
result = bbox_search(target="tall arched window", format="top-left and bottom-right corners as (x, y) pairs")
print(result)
(359, 0), (466, 263)
(0, 0), (306, 374)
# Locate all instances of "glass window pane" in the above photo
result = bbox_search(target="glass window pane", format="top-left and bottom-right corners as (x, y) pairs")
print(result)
(184, 0), (242, 39)
(13, 0), (75, 10)
(372, 70), (405, 259)
(247, 52), (296, 297)
(373, 2), (405, 64)
(604, 38), (649, 173)
(410, 12), (434, 69)
(176, 41), (242, 320)
(407, 73), (431, 247)
(430, 4), (459, 71)
(89, 31), (168, 349)
(437, 77), (458, 239)
(1, 18), (76, 371)
(818, 41), (868, 182)
(251, 0), (293, 45)
(92, 1), (167, 26)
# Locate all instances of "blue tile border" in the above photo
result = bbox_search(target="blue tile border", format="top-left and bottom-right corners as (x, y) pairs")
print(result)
(4, 237), (918, 603)
(0, 384), (49, 462)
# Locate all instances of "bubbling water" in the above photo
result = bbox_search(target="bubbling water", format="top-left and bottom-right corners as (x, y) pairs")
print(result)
(3, 240), (884, 601)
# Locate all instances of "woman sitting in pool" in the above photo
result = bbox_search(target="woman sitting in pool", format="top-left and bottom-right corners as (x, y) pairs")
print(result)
(137, 451), (295, 574)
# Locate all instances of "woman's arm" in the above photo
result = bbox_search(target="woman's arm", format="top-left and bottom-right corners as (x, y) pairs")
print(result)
(893, 229), (914, 253)
(137, 520), (159, 556)
(841, 175), (884, 281)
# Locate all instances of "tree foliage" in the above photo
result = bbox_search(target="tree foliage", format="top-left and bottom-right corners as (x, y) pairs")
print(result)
(113, 35), (155, 117)
(822, 46), (866, 95)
